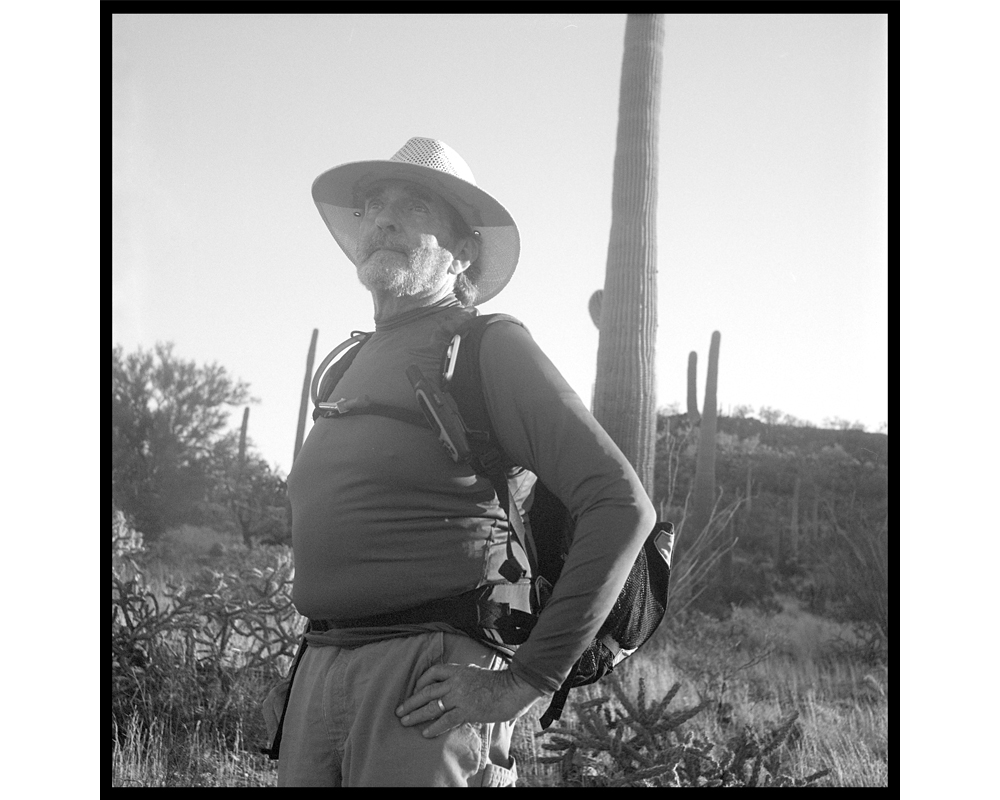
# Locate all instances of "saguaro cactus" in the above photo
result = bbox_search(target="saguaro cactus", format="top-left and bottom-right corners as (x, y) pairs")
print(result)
(688, 331), (721, 547)
(786, 473), (801, 567)
(235, 406), (252, 548)
(237, 406), (249, 475)
(294, 329), (319, 464)
(592, 13), (665, 496)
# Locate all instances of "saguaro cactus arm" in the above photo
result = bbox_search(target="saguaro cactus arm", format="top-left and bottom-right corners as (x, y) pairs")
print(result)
(687, 351), (700, 425)
(588, 289), (603, 330)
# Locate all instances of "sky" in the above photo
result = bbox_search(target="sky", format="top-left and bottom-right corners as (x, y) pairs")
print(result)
(112, 13), (888, 478)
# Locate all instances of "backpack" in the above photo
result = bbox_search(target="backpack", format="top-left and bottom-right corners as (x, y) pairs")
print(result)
(308, 312), (674, 729)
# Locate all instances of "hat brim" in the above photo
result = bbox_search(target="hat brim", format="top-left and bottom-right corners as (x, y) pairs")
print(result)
(312, 160), (520, 306)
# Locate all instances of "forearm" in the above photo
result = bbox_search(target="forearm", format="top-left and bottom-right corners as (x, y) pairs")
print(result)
(479, 321), (657, 692)
(509, 497), (655, 693)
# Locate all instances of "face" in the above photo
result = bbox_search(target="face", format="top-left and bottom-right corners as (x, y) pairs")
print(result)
(355, 179), (471, 298)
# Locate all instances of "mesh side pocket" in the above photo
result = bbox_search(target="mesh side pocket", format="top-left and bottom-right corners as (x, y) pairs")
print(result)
(567, 532), (672, 690)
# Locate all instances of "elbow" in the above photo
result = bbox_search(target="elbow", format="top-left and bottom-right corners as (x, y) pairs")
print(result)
(638, 492), (657, 533)
(626, 492), (657, 546)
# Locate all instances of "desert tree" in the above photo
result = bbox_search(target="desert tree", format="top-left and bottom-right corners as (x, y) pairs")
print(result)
(112, 342), (254, 537)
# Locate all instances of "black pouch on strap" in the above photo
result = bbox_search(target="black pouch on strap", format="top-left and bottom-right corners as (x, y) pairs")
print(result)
(260, 635), (309, 761)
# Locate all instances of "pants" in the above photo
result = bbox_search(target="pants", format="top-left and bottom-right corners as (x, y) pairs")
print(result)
(276, 631), (519, 787)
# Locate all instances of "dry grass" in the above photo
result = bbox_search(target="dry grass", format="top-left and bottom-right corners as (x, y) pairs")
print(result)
(516, 597), (888, 787)
(112, 521), (300, 787)
(113, 522), (887, 787)
(112, 714), (277, 787)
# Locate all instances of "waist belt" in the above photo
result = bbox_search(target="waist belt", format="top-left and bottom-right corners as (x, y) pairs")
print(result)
(308, 583), (539, 647)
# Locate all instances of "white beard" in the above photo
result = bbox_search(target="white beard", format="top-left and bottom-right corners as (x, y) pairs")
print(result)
(356, 245), (452, 298)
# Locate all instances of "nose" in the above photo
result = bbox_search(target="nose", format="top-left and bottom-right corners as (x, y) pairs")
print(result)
(373, 202), (400, 233)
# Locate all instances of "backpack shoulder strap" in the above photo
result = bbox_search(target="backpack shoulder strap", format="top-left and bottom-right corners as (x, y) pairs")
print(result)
(445, 314), (537, 582)
(311, 332), (372, 421)
(446, 313), (527, 454)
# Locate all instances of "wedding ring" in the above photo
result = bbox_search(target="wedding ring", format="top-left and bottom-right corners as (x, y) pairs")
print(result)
(437, 698), (446, 714)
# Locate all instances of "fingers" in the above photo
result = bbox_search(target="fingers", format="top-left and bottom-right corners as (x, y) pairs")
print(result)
(412, 662), (454, 694)
(419, 698), (462, 739)
(396, 665), (453, 719)
(420, 708), (459, 739)
(396, 663), (454, 718)
(398, 662), (515, 738)
(396, 690), (447, 724)
(397, 695), (456, 737)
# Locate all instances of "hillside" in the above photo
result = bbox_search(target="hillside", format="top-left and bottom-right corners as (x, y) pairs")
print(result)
(653, 413), (888, 631)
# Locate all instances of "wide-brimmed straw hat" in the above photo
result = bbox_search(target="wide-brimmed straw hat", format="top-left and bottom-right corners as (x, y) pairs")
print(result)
(312, 136), (520, 306)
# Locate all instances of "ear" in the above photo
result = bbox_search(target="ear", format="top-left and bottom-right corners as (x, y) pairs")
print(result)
(449, 234), (480, 275)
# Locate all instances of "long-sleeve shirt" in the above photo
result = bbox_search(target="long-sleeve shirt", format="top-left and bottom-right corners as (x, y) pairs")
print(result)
(287, 302), (656, 694)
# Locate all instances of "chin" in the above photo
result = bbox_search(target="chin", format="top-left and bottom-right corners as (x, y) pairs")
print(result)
(359, 260), (412, 294)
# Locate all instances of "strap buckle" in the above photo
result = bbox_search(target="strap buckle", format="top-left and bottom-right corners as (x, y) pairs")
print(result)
(316, 397), (370, 418)
(317, 399), (351, 416)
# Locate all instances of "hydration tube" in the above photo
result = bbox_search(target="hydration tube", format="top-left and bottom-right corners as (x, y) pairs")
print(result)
(310, 331), (372, 407)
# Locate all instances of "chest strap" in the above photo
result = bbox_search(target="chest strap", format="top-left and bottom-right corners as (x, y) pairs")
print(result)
(312, 398), (429, 428)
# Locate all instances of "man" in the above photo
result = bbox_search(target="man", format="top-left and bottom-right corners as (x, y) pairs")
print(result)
(277, 137), (655, 786)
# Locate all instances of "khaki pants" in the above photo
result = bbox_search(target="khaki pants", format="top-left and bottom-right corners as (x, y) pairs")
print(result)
(276, 632), (518, 787)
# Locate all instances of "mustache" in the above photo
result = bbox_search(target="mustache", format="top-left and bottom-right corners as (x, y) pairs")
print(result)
(358, 234), (410, 259)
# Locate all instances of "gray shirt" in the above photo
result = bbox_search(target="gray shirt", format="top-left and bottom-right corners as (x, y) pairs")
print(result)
(288, 304), (655, 693)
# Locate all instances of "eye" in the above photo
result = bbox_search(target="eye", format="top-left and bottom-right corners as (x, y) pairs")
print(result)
(364, 199), (383, 214)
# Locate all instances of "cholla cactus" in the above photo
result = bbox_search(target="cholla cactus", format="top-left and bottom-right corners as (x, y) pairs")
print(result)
(538, 677), (829, 787)
(112, 506), (144, 558)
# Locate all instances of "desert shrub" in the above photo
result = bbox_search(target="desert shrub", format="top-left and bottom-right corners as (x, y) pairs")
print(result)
(654, 606), (780, 723)
(113, 506), (145, 555)
(799, 512), (888, 664)
(537, 676), (830, 787)
(721, 553), (782, 612)
(660, 492), (744, 618)
(111, 517), (303, 754)
(832, 519), (887, 660)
